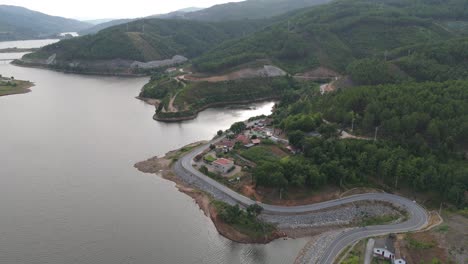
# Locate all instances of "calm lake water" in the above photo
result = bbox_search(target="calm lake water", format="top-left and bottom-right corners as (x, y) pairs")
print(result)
(0, 39), (59, 49)
(0, 48), (308, 264)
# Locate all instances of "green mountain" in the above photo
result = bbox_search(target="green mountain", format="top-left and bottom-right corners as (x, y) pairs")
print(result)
(21, 18), (269, 73)
(151, 7), (205, 19)
(0, 5), (91, 41)
(80, 8), (206, 36)
(194, 0), (468, 74)
(180, 0), (333, 21)
(80, 0), (331, 35)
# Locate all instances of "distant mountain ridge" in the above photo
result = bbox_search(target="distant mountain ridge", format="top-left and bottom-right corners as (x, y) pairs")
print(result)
(83, 19), (117, 25)
(80, 0), (331, 35)
(181, 0), (333, 21)
(0, 5), (91, 41)
(151, 7), (205, 19)
(80, 7), (205, 35)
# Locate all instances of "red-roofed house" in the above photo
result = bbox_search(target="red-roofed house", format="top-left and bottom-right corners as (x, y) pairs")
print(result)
(213, 158), (234, 173)
(214, 140), (235, 152)
(235, 134), (250, 145)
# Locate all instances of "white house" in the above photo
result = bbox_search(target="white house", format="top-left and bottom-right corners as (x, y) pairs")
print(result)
(373, 248), (394, 260)
(212, 158), (234, 174)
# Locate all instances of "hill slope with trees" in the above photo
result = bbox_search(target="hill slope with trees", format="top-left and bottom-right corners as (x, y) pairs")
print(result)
(0, 5), (91, 41)
(194, 0), (468, 74)
(254, 80), (468, 208)
(21, 18), (268, 64)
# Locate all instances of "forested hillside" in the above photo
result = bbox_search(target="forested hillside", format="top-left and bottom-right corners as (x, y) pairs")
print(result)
(392, 38), (468, 82)
(0, 5), (90, 41)
(24, 18), (268, 63)
(312, 81), (468, 151)
(254, 80), (468, 207)
(25, 0), (468, 75)
(194, 0), (468, 74)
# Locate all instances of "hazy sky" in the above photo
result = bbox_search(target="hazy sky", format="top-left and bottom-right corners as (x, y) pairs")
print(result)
(1, 0), (244, 20)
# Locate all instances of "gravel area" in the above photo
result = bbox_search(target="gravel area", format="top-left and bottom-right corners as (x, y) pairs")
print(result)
(260, 203), (400, 229)
(294, 228), (354, 264)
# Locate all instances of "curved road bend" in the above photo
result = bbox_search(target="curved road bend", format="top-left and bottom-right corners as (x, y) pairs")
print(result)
(174, 139), (428, 263)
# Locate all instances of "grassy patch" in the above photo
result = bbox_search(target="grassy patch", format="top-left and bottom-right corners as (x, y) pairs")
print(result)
(211, 200), (276, 239)
(240, 145), (284, 164)
(0, 79), (33, 96)
(406, 235), (436, 249)
(360, 214), (400, 226)
(458, 208), (468, 218)
(203, 155), (216, 163)
(435, 224), (449, 232)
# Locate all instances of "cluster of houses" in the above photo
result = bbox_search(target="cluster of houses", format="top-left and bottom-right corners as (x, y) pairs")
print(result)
(195, 119), (294, 175)
(213, 133), (263, 153)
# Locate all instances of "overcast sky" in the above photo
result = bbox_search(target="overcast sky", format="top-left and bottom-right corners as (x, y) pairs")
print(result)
(1, 0), (245, 20)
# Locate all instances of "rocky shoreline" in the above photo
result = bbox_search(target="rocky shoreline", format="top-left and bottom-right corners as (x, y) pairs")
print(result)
(12, 60), (148, 77)
(134, 141), (405, 247)
(134, 142), (284, 243)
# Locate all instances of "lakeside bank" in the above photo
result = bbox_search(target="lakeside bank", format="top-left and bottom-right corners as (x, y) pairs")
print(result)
(152, 96), (280, 122)
(0, 78), (34, 97)
(134, 139), (410, 246)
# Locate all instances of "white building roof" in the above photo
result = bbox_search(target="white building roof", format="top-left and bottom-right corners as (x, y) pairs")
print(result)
(373, 248), (394, 259)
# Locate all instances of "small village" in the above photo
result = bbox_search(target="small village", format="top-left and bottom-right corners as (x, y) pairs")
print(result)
(193, 117), (294, 186)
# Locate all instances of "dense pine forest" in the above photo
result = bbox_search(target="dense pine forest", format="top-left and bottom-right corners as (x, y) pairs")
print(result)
(252, 80), (468, 207)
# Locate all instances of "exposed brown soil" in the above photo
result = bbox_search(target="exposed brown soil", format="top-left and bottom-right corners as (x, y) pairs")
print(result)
(444, 213), (468, 263)
(340, 187), (385, 198)
(397, 232), (448, 263)
(395, 211), (468, 264)
(240, 185), (342, 206)
(267, 145), (289, 157)
(184, 67), (267, 82)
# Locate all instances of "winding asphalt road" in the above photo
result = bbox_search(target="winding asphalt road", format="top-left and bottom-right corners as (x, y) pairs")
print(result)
(174, 139), (428, 263)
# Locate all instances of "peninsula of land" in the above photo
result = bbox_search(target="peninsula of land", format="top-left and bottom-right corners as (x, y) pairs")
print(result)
(0, 76), (34, 97)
